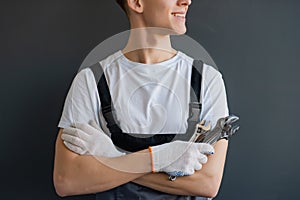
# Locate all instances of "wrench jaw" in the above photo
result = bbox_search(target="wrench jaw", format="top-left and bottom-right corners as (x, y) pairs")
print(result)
(216, 117), (227, 131)
(225, 115), (239, 125)
(220, 125), (240, 141)
(220, 115), (240, 140)
(218, 115), (240, 141)
(190, 120), (211, 143)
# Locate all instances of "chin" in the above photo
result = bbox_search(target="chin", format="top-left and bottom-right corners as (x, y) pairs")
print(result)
(172, 27), (187, 35)
(178, 28), (187, 35)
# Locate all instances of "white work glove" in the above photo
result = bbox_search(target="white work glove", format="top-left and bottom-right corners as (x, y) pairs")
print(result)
(61, 121), (125, 157)
(149, 141), (214, 176)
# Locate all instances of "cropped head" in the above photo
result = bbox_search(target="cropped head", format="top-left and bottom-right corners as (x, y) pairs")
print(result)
(115, 0), (192, 35)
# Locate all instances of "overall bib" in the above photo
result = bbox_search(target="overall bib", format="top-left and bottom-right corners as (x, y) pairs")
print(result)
(90, 60), (211, 200)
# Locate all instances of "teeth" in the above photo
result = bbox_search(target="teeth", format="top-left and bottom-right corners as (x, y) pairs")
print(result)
(173, 13), (185, 17)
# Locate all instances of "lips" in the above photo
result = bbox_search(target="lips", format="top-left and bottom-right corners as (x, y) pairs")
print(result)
(171, 12), (186, 18)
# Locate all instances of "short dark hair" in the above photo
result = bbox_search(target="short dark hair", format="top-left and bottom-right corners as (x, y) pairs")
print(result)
(115, 0), (127, 13)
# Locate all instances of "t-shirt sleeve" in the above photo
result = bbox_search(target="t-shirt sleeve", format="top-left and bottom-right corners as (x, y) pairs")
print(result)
(58, 68), (101, 129)
(200, 64), (229, 127)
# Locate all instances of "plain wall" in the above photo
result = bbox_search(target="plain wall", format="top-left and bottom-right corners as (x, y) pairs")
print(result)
(1, 0), (299, 199)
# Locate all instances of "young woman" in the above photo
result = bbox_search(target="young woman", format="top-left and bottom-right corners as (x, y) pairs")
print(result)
(53, 0), (229, 199)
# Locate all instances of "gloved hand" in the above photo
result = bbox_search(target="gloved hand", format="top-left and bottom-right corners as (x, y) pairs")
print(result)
(149, 141), (214, 176)
(61, 121), (125, 157)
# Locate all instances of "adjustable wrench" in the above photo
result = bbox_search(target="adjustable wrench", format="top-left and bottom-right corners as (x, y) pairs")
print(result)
(195, 115), (240, 145)
(168, 115), (239, 181)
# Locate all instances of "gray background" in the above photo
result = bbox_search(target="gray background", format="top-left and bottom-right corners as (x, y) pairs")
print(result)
(1, 0), (299, 199)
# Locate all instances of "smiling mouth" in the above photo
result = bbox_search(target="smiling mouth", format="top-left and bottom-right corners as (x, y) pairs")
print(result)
(171, 13), (186, 18)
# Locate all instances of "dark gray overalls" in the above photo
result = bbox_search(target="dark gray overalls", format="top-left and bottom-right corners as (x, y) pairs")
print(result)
(90, 60), (212, 200)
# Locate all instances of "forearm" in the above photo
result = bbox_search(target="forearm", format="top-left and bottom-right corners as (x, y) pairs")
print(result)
(133, 139), (228, 197)
(53, 129), (151, 197)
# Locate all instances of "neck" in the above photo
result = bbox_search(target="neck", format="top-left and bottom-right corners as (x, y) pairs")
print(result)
(122, 28), (177, 64)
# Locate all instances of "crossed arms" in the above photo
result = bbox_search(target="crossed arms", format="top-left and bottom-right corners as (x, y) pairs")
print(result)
(53, 128), (228, 198)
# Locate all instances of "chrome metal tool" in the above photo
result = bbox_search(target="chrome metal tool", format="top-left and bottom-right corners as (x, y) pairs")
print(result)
(168, 115), (240, 181)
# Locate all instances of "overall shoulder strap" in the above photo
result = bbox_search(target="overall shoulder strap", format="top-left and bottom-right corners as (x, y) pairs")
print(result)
(90, 62), (111, 110)
(190, 59), (203, 103)
(90, 62), (123, 132)
(173, 59), (203, 141)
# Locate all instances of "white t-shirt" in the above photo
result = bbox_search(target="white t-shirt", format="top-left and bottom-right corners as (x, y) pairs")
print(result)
(58, 50), (229, 136)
